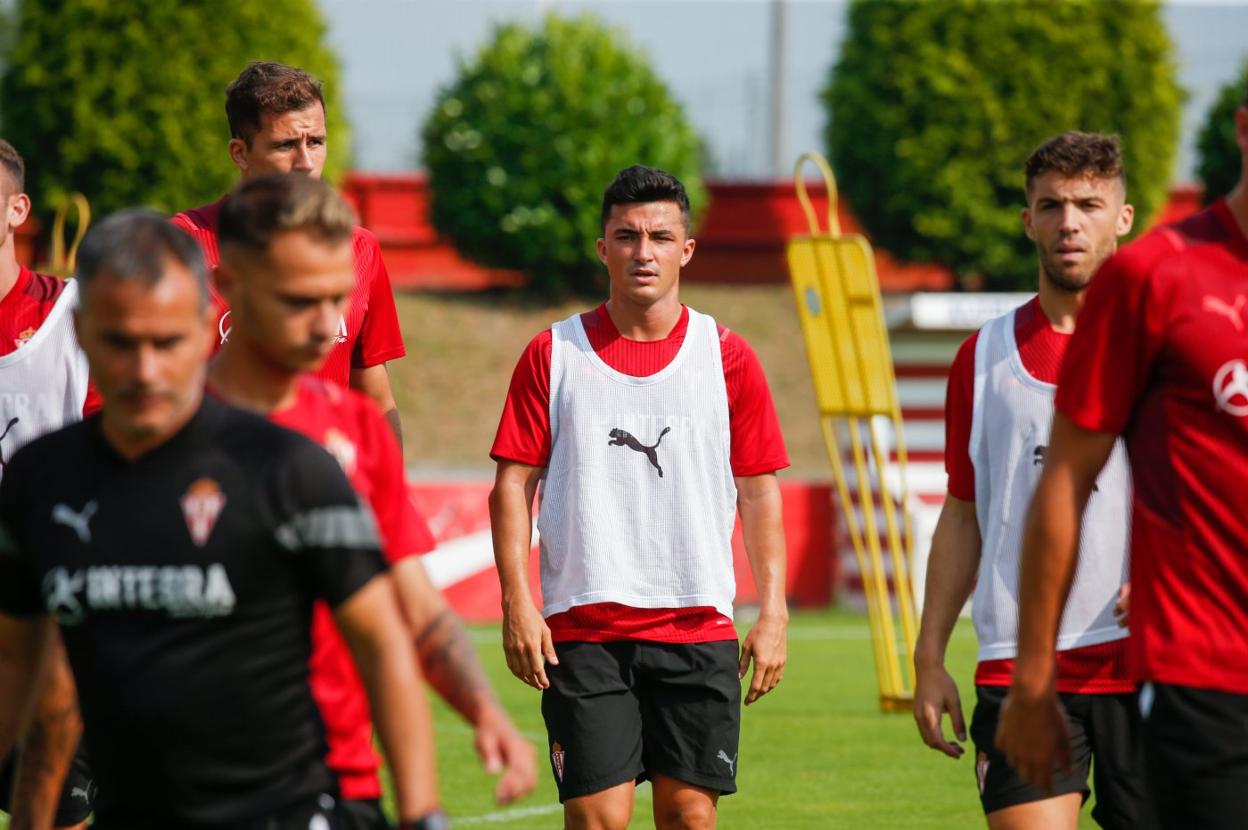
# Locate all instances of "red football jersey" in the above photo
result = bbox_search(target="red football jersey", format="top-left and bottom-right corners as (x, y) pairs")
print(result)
(1056, 201), (1248, 694)
(173, 197), (407, 387)
(268, 375), (434, 799)
(0, 266), (101, 413)
(944, 296), (1131, 693)
(491, 303), (788, 643)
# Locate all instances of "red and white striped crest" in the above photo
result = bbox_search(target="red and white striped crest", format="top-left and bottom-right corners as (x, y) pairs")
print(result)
(181, 477), (227, 547)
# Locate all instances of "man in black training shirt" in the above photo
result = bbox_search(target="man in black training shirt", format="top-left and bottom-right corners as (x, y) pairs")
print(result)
(0, 211), (439, 829)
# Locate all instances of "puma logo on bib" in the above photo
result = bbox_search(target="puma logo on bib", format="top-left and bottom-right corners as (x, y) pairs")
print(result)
(608, 426), (671, 477)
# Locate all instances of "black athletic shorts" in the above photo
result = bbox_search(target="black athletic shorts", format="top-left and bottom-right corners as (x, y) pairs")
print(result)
(541, 640), (741, 802)
(0, 740), (96, 826)
(1139, 681), (1248, 830)
(970, 684), (1156, 828)
(335, 798), (391, 830)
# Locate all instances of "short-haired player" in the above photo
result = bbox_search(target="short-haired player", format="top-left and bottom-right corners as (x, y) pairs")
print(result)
(209, 172), (534, 827)
(913, 132), (1156, 829)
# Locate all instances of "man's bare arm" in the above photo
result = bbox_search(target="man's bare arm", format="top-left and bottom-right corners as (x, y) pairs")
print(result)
(335, 574), (439, 820)
(488, 461), (555, 690)
(735, 473), (788, 706)
(350, 364), (402, 448)
(913, 494), (980, 759)
(996, 413), (1116, 791)
(391, 557), (537, 803)
(10, 630), (82, 830)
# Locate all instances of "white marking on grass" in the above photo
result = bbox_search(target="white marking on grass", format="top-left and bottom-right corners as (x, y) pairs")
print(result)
(455, 783), (650, 825)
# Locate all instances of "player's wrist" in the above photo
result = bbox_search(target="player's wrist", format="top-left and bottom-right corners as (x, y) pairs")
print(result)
(398, 808), (451, 830)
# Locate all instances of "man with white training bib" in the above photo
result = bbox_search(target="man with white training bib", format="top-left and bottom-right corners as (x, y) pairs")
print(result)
(489, 165), (790, 830)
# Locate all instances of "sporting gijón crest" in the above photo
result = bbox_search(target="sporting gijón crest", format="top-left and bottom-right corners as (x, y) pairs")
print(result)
(551, 742), (566, 782)
(180, 477), (227, 547)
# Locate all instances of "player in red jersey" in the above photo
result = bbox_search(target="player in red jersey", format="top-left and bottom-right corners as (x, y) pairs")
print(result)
(0, 137), (99, 830)
(490, 166), (789, 830)
(172, 62), (407, 444)
(913, 133), (1155, 830)
(206, 172), (535, 828)
(998, 87), (1248, 829)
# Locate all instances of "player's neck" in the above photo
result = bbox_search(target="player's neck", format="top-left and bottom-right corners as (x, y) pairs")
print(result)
(207, 339), (301, 414)
(1035, 274), (1083, 334)
(604, 293), (682, 341)
(0, 241), (20, 302)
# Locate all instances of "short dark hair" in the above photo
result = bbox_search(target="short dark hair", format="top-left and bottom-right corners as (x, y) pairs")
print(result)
(0, 138), (25, 194)
(225, 62), (326, 146)
(218, 173), (356, 257)
(1024, 131), (1125, 195)
(76, 210), (209, 309)
(600, 165), (691, 233)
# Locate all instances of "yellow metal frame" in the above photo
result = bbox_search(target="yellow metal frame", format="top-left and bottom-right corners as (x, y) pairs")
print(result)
(37, 192), (91, 278)
(785, 152), (917, 712)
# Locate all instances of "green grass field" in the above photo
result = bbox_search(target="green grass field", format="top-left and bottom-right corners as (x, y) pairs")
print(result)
(431, 610), (1101, 829)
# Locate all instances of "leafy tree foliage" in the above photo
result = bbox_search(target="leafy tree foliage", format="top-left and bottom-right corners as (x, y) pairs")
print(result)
(1196, 58), (1248, 203)
(422, 14), (706, 294)
(823, 0), (1182, 290)
(0, 0), (348, 217)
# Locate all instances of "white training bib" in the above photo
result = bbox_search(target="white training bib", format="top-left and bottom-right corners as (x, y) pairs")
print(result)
(0, 279), (90, 479)
(968, 306), (1132, 661)
(536, 308), (738, 618)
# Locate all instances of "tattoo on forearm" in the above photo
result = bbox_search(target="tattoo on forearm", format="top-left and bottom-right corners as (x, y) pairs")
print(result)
(415, 610), (496, 722)
(11, 698), (81, 830)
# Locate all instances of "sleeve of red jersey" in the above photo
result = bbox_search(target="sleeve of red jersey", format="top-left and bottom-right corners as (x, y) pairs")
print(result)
(721, 328), (789, 476)
(944, 332), (978, 501)
(1054, 242), (1170, 435)
(489, 331), (552, 467)
(82, 379), (103, 417)
(351, 230), (407, 369)
(357, 397), (436, 563)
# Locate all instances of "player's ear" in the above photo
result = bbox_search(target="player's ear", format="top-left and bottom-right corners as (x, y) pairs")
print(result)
(228, 138), (250, 176)
(1116, 203), (1136, 237)
(213, 261), (237, 300)
(596, 237), (607, 265)
(1021, 207), (1035, 241)
(680, 236), (696, 267)
(6, 192), (30, 229)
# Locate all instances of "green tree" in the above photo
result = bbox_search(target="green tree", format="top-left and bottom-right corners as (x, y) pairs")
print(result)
(0, 0), (348, 218)
(823, 0), (1182, 291)
(1196, 58), (1248, 203)
(422, 13), (706, 294)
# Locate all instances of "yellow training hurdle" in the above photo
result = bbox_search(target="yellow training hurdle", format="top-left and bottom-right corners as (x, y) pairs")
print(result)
(785, 152), (918, 713)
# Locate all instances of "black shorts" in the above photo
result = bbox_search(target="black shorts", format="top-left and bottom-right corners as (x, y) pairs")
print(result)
(970, 685), (1155, 828)
(541, 640), (741, 802)
(335, 798), (390, 830)
(0, 740), (97, 826)
(1139, 682), (1248, 830)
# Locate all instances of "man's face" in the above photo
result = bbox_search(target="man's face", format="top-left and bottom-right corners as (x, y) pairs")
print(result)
(1023, 172), (1134, 292)
(218, 229), (353, 374)
(597, 201), (695, 306)
(75, 263), (214, 442)
(228, 103), (327, 179)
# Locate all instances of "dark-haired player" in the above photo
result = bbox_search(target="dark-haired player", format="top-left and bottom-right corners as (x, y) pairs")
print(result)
(172, 61), (407, 443)
(0, 210), (438, 828)
(0, 137), (100, 830)
(489, 165), (789, 830)
(998, 86), (1248, 829)
(913, 132), (1154, 830)
(207, 172), (533, 826)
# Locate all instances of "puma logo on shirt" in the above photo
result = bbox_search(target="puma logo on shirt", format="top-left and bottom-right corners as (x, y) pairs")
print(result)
(0, 416), (17, 470)
(608, 427), (671, 477)
(52, 500), (97, 543)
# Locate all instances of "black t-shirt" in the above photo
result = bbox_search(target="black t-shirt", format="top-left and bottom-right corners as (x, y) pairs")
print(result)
(0, 397), (387, 827)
